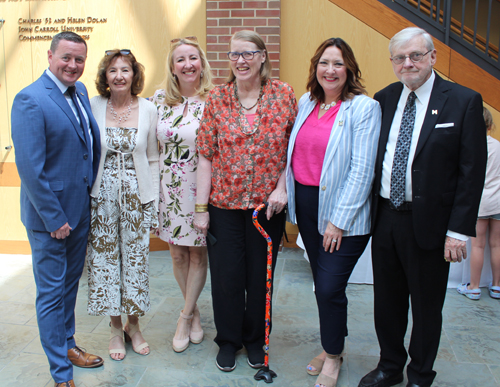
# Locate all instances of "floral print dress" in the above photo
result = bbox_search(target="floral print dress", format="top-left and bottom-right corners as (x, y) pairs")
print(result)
(152, 90), (206, 246)
(87, 127), (154, 316)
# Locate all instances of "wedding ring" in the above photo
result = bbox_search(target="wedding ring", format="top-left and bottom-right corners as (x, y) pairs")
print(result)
(332, 239), (337, 243)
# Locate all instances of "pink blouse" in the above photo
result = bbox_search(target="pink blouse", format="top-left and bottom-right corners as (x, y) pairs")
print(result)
(291, 102), (341, 186)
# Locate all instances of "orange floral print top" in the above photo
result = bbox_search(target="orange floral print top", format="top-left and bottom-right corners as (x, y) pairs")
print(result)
(197, 79), (297, 210)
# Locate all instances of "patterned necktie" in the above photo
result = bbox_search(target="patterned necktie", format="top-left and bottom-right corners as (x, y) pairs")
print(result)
(390, 91), (417, 208)
(67, 86), (89, 144)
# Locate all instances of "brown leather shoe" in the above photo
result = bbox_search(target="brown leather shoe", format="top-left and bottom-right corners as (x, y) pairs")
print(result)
(67, 346), (104, 368)
(54, 380), (76, 387)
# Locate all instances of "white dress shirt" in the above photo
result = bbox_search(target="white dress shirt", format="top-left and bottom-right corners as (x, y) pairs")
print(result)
(380, 71), (468, 241)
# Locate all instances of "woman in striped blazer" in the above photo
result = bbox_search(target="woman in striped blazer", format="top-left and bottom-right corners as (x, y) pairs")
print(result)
(285, 38), (381, 387)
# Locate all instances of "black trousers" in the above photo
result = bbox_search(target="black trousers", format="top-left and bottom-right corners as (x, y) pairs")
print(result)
(371, 200), (450, 386)
(207, 204), (284, 351)
(295, 181), (370, 355)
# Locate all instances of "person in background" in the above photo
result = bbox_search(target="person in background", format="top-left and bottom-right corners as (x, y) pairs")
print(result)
(86, 49), (159, 361)
(457, 107), (500, 300)
(194, 30), (297, 372)
(359, 27), (487, 387)
(151, 36), (213, 352)
(11, 31), (103, 387)
(286, 37), (381, 387)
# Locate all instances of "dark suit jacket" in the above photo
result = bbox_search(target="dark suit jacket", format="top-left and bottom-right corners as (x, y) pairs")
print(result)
(372, 72), (487, 250)
(11, 72), (101, 233)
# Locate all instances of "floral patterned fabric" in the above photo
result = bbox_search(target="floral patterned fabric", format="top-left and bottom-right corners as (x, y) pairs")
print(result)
(152, 90), (206, 246)
(87, 127), (153, 316)
(197, 79), (297, 210)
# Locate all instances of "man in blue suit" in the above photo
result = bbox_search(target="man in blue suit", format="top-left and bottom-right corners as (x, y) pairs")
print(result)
(11, 31), (103, 387)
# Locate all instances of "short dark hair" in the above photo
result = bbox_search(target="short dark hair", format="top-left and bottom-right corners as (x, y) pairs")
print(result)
(50, 31), (87, 52)
(306, 37), (366, 103)
(95, 50), (145, 98)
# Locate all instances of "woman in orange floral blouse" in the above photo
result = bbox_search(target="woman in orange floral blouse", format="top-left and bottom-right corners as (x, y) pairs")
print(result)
(194, 30), (297, 372)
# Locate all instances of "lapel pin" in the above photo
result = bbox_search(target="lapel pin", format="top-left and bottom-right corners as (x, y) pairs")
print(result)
(339, 120), (344, 126)
(432, 109), (438, 115)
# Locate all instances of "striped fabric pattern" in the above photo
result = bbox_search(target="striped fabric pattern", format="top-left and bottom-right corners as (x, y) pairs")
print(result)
(286, 92), (382, 236)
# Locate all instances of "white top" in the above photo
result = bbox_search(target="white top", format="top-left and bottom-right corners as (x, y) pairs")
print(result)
(478, 135), (500, 217)
(90, 95), (159, 209)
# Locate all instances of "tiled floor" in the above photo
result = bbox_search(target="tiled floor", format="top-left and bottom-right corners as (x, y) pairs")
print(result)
(0, 248), (499, 387)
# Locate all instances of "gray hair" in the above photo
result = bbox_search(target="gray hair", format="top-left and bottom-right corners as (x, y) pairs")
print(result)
(50, 31), (87, 53)
(389, 27), (434, 55)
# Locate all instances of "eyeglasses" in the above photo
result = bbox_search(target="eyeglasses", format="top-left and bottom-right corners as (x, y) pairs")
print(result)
(390, 50), (432, 65)
(227, 51), (261, 61)
(170, 36), (198, 47)
(105, 49), (131, 56)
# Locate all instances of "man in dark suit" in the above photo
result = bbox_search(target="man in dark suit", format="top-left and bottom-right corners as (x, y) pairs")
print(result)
(358, 27), (487, 387)
(11, 31), (103, 387)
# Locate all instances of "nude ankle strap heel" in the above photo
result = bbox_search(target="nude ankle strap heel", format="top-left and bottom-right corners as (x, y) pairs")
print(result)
(190, 305), (204, 344)
(173, 310), (193, 353)
(124, 320), (150, 355)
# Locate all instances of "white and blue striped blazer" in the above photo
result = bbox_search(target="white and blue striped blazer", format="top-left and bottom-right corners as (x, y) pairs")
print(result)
(286, 92), (381, 236)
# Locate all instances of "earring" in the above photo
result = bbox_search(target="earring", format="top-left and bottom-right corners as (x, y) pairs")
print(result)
(200, 71), (204, 78)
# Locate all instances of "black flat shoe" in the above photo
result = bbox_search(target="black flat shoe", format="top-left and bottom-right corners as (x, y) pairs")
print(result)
(358, 368), (403, 387)
(247, 348), (265, 369)
(216, 345), (236, 372)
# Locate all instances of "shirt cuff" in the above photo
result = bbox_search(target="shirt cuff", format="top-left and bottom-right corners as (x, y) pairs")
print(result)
(446, 230), (469, 241)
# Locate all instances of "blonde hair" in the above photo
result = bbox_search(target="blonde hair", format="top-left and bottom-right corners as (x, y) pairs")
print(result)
(484, 107), (495, 133)
(226, 30), (272, 85)
(163, 38), (213, 106)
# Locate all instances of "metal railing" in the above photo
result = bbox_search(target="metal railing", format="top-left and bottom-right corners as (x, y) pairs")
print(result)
(377, 0), (500, 80)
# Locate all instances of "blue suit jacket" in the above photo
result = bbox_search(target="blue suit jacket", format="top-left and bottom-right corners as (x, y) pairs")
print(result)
(286, 93), (381, 236)
(11, 72), (101, 232)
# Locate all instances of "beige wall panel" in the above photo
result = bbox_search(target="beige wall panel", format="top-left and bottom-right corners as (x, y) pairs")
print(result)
(0, 0), (206, 251)
(281, 0), (398, 100)
(0, 2), (32, 164)
(0, 0), (205, 98)
(1, 0), (206, 163)
(0, 187), (26, 240)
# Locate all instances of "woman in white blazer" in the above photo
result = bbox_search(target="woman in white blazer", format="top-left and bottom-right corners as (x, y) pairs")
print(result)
(86, 49), (159, 361)
(285, 38), (381, 387)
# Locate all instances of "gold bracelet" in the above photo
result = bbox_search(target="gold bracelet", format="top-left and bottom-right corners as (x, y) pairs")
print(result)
(195, 204), (208, 213)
